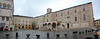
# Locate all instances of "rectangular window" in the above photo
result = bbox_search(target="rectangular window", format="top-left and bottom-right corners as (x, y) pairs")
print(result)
(19, 24), (20, 26)
(56, 19), (57, 21)
(3, 4), (6, 9)
(61, 13), (63, 16)
(67, 12), (69, 14)
(7, 5), (10, 9)
(2, 17), (5, 21)
(75, 17), (77, 21)
(83, 8), (85, 11)
(56, 14), (57, 17)
(83, 14), (86, 20)
(47, 19), (48, 22)
(47, 14), (48, 17)
(67, 17), (70, 21)
(6, 17), (9, 21)
(75, 10), (76, 13)
(15, 24), (16, 26)
(0, 3), (1, 8)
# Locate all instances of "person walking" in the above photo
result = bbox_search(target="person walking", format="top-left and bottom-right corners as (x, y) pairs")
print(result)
(94, 30), (99, 39)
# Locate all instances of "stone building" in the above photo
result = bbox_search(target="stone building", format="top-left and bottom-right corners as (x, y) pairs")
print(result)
(13, 15), (33, 30)
(32, 15), (44, 29)
(95, 19), (100, 28)
(0, 0), (14, 31)
(33, 2), (94, 30)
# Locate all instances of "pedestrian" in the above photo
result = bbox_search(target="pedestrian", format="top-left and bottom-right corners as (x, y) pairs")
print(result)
(97, 29), (100, 39)
(94, 30), (99, 39)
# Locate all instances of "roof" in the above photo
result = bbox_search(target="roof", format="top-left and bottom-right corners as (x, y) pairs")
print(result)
(45, 2), (92, 15)
(14, 2), (92, 19)
(33, 15), (44, 19)
(53, 2), (92, 13)
(95, 19), (100, 21)
(13, 15), (33, 18)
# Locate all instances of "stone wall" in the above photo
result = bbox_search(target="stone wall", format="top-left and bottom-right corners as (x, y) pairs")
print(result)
(14, 15), (33, 30)
(0, 0), (14, 31)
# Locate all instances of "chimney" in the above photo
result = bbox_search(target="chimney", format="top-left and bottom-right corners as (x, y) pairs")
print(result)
(47, 8), (52, 13)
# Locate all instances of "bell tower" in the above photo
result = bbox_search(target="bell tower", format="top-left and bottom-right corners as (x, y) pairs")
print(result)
(47, 8), (52, 13)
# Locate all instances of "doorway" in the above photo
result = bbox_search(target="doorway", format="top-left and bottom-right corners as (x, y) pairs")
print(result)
(67, 23), (69, 28)
(52, 22), (56, 28)
(22, 26), (24, 29)
(10, 27), (12, 30)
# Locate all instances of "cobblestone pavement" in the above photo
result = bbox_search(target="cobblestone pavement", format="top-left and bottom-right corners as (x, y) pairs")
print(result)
(0, 28), (94, 39)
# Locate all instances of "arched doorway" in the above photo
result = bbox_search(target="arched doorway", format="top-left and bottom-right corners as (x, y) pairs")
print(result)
(57, 21), (61, 26)
(22, 26), (24, 29)
(10, 27), (12, 30)
(48, 23), (51, 25)
(48, 23), (51, 30)
(67, 23), (69, 28)
(52, 22), (56, 28)
(18, 27), (20, 29)
(45, 23), (47, 26)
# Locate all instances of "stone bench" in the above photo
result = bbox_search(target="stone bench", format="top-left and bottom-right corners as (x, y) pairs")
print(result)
(26, 34), (30, 38)
(36, 35), (40, 38)
(5, 34), (9, 37)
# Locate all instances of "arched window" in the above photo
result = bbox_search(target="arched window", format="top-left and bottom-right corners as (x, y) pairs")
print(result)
(6, 26), (8, 28)
(83, 14), (86, 20)
(75, 16), (77, 21)
(7, 4), (10, 9)
(3, 4), (6, 8)
(0, 3), (1, 8)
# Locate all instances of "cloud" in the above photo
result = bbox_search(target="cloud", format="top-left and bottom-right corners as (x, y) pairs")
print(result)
(45, 0), (74, 11)
(14, 0), (100, 19)
(14, 0), (74, 17)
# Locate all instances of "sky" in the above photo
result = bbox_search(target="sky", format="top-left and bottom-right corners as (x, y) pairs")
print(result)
(14, 0), (100, 20)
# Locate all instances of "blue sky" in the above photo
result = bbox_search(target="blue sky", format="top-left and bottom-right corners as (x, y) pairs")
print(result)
(14, 0), (100, 20)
